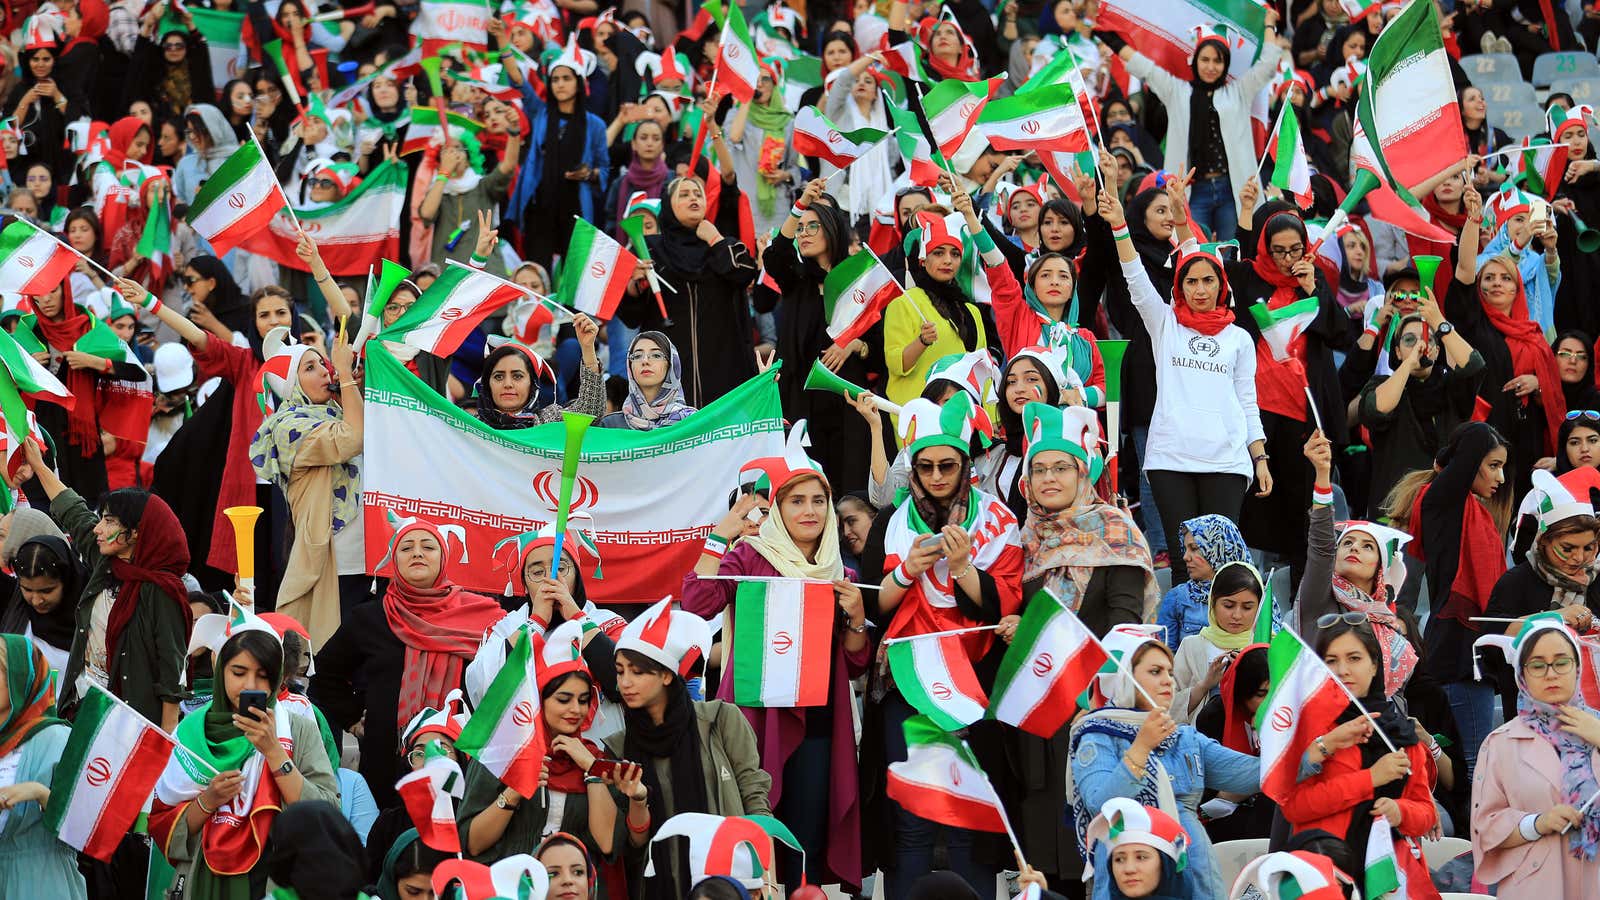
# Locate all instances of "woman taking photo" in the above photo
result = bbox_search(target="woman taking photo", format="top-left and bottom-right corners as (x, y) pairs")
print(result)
(21, 436), (188, 730)
(1277, 617), (1439, 900)
(1472, 615), (1600, 895)
(1156, 515), (1250, 651)
(0, 635), (80, 898)
(603, 599), (770, 900)
(1070, 624), (1261, 900)
(1171, 561), (1264, 724)
(150, 622), (338, 898)
(761, 178), (878, 490)
(620, 174), (758, 407)
(1102, 187), (1269, 586)
(681, 433), (870, 891)
(458, 619), (640, 899)
(597, 331), (698, 431)
(475, 320), (605, 430)
(313, 518), (504, 808)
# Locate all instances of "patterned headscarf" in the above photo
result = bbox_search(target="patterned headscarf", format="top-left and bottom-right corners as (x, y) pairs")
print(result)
(620, 331), (695, 430)
(248, 348), (361, 535)
(1513, 620), (1600, 860)
(1177, 515), (1250, 609)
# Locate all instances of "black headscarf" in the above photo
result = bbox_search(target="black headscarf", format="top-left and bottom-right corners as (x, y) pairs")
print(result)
(1039, 198), (1086, 259)
(648, 175), (719, 279)
(473, 344), (555, 430)
(266, 801), (367, 900)
(1554, 330), (1600, 418)
(907, 871), (981, 900)
(626, 673), (710, 900)
(185, 255), (253, 351)
(1126, 187), (1175, 273)
(3, 536), (84, 650)
(536, 62), (590, 211)
(1329, 624), (1419, 857)
(906, 238), (979, 350)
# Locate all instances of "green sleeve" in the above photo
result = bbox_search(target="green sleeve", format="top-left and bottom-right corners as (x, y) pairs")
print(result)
(714, 702), (772, 816)
(148, 585), (188, 705)
(49, 489), (103, 566)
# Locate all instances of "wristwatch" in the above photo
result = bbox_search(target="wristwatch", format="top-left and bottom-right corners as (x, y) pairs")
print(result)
(1434, 321), (1455, 337)
(495, 791), (515, 810)
(277, 759), (294, 777)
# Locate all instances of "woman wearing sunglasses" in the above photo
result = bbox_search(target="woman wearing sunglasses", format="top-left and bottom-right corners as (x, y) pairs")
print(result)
(1550, 333), (1600, 445)
(1472, 615), (1600, 897)
(1277, 614), (1440, 900)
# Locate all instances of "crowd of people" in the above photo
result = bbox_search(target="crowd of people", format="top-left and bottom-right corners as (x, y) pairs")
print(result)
(1, 0), (1600, 898)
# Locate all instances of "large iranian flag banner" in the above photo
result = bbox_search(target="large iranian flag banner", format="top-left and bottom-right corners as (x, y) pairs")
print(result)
(1098, 0), (1265, 82)
(1354, 0), (1466, 206)
(188, 9), (249, 89)
(411, 0), (491, 52)
(362, 347), (784, 602)
(237, 159), (405, 276)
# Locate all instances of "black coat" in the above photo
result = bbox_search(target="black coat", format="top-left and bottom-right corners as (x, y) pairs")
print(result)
(312, 601), (409, 807)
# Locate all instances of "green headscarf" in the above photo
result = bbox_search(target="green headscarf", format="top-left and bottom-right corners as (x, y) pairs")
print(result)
(745, 60), (793, 218)
(375, 829), (420, 900)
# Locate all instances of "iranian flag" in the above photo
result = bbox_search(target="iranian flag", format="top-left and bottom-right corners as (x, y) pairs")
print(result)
(507, 295), (576, 346)
(238, 158), (406, 276)
(188, 8), (249, 89)
(889, 104), (945, 185)
(396, 741), (465, 853)
(411, 0), (492, 53)
(1256, 629), (1351, 804)
(730, 580), (835, 707)
(793, 108), (892, 169)
(716, 2), (761, 103)
(885, 633), (988, 731)
(883, 41), (927, 83)
(44, 686), (175, 863)
(886, 715), (1009, 832)
(454, 629), (544, 797)
(558, 218), (636, 319)
(72, 318), (153, 451)
(1354, 0), (1466, 208)
(0, 327), (73, 410)
(1268, 106), (1314, 208)
(985, 591), (1109, 738)
(1349, 121), (1456, 241)
(1098, 0), (1266, 82)
(331, 46), (424, 108)
(381, 263), (530, 361)
(1340, 0), (1383, 21)
(361, 346), (784, 602)
(400, 107), (483, 157)
(1249, 298), (1320, 362)
(353, 259), (413, 353)
(1508, 137), (1570, 199)
(823, 251), (902, 348)
(923, 78), (998, 157)
(186, 140), (284, 256)
(1364, 816), (1406, 899)
(979, 84), (1090, 155)
(135, 191), (172, 288)
(0, 220), (80, 295)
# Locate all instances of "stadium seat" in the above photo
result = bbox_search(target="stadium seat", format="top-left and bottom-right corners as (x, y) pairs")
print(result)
(1421, 836), (1471, 870)
(1481, 80), (1537, 110)
(1214, 838), (1268, 892)
(1533, 51), (1600, 87)
(1550, 76), (1600, 104)
(1489, 103), (1546, 140)
(1465, 53), (1524, 84)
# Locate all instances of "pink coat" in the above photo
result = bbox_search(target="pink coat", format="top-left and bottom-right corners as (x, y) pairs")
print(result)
(1471, 715), (1600, 894)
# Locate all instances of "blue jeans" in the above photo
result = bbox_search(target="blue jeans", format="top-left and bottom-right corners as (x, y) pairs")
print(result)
(776, 735), (831, 885)
(1187, 175), (1238, 243)
(1443, 680), (1496, 784)
(1131, 427), (1166, 553)
(882, 695), (996, 900)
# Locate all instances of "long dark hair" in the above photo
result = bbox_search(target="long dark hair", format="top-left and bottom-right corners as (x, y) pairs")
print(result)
(1038, 199), (1085, 257)
(1313, 619), (1384, 695)
(999, 355), (1058, 455)
(217, 630), (285, 699)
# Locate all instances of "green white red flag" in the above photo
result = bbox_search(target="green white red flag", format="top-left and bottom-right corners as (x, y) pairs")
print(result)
(44, 685), (176, 863)
(823, 251), (903, 348)
(400, 107), (483, 157)
(454, 628), (545, 798)
(135, 190), (172, 288)
(1507, 136), (1570, 199)
(922, 77), (999, 157)
(558, 218), (636, 320)
(506, 295), (575, 346)
(886, 633), (988, 731)
(353, 259), (413, 353)
(886, 715), (1009, 832)
(715, 3), (762, 103)
(1267, 106), (1314, 208)
(1256, 629), (1351, 804)
(187, 8), (249, 89)
(985, 591), (1109, 738)
(979, 84), (1091, 155)
(1364, 816), (1405, 899)
(731, 580), (835, 707)
(792, 108), (892, 169)
(0, 327), (73, 410)
(381, 262), (530, 360)
(0, 220), (80, 295)
(882, 40), (927, 83)
(238, 159), (406, 276)
(888, 103), (945, 185)
(411, 0), (493, 53)
(185, 140), (285, 256)
(71, 317), (153, 453)
(1340, 0), (1383, 21)
(1249, 298), (1321, 362)
(1097, 0), (1267, 82)
(396, 740), (465, 853)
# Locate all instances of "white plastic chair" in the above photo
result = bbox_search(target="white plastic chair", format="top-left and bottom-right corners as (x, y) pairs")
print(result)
(1421, 836), (1471, 871)
(1213, 838), (1268, 894)
(1438, 893), (1494, 900)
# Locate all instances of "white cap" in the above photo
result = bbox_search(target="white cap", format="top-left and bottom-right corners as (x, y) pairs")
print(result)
(152, 342), (195, 393)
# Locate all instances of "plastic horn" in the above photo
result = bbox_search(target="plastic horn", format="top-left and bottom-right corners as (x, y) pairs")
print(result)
(311, 0), (375, 21)
(803, 359), (902, 414)
(549, 412), (596, 572)
(223, 506), (264, 600)
(1572, 213), (1600, 253)
(1412, 255), (1443, 288)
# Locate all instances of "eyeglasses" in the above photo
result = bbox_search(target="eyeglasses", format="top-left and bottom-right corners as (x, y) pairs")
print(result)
(1397, 334), (1423, 348)
(1316, 611), (1367, 629)
(307, 177), (337, 189)
(1523, 656), (1577, 677)
(1566, 410), (1600, 422)
(383, 302), (415, 316)
(914, 460), (962, 476)
(406, 739), (456, 767)
(1389, 291), (1423, 302)
(524, 556), (576, 581)
(628, 350), (668, 362)
(797, 221), (823, 235)
(1030, 463), (1077, 479)
(1558, 350), (1590, 361)
(161, 41), (186, 51)
(1268, 244), (1305, 260)
(181, 274), (202, 286)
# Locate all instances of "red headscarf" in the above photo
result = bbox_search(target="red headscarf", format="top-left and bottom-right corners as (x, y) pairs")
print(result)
(914, 16), (980, 80)
(381, 521), (506, 733)
(63, 0), (108, 55)
(31, 279), (99, 456)
(1250, 214), (1313, 422)
(102, 116), (152, 172)
(1479, 255), (1565, 453)
(105, 493), (193, 668)
(1170, 252), (1235, 336)
(1219, 643), (1269, 755)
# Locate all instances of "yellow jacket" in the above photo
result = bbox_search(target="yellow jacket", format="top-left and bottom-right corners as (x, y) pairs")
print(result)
(883, 287), (993, 441)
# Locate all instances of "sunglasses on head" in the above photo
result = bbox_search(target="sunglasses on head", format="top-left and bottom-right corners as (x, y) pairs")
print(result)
(1568, 410), (1600, 422)
(1316, 611), (1367, 629)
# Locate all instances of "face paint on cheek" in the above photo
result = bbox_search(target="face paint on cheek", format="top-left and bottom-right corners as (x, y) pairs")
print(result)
(1555, 543), (1572, 562)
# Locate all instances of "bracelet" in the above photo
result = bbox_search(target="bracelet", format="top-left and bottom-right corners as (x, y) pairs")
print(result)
(469, 252), (490, 267)
(847, 621), (868, 634)
(1314, 735), (1331, 759)
(433, 174), (449, 183)
(891, 562), (914, 588)
(195, 795), (215, 815)
(102, 357), (114, 374)
(1253, 453), (1270, 463)
(340, 380), (360, 389)
(145, 297), (163, 315)
(1520, 813), (1543, 841)
(918, 334), (934, 346)
(627, 814), (652, 833)
(314, 273), (333, 284)
(790, 202), (809, 219)
(584, 775), (604, 785)
(1111, 223), (1131, 242)
(1312, 485), (1334, 507)
(1428, 741), (1442, 760)
(950, 563), (973, 580)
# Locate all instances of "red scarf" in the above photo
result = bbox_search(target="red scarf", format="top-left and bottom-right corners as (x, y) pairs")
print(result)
(1219, 643), (1269, 756)
(1409, 483), (1506, 623)
(32, 287), (99, 457)
(916, 18), (980, 80)
(1170, 252), (1235, 336)
(381, 524), (505, 733)
(105, 494), (193, 671)
(102, 116), (151, 172)
(1479, 265), (1566, 453)
(545, 736), (608, 793)
(1250, 217), (1312, 422)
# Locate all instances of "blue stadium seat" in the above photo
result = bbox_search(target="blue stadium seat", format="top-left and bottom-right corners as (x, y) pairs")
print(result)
(1550, 76), (1600, 104)
(1465, 53), (1523, 85)
(1532, 51), (1600, 88)
(1481, 81), (1538, 110)
(1488, 103), (1545, 140)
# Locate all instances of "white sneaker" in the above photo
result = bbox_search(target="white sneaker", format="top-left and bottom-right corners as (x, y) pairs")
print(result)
(1494, 35), (1514, 54)
(1481, 31), (1500, 55)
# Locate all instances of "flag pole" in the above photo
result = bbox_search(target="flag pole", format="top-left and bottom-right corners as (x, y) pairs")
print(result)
(1283, 624), (1400, 753)
(88, 683), (220, 777)
(881, 623), (1004, 645)
(247, 128), (304, 233)
(16, 216), (120, 286)
(1562, 785), (1600, 833)
(695, 573), (882, 590)
(865, 245), (930, 326)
